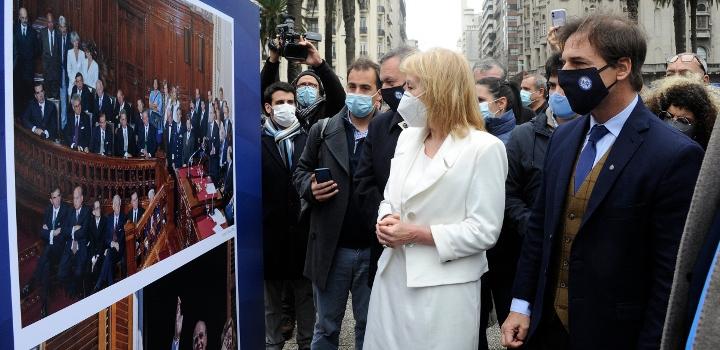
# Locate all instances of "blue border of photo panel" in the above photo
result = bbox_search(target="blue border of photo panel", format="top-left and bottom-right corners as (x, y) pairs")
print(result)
(0, 1), (264, 349)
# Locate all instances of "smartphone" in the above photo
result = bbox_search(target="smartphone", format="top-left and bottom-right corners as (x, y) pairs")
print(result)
(551, 9), (567, 28)
(314, 168), (332, 183)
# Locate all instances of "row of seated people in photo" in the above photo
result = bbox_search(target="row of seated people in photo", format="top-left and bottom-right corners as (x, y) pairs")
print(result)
(21, 187), (152, 318)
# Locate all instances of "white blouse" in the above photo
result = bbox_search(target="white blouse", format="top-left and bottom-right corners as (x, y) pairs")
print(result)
(82, 59), (99, 90)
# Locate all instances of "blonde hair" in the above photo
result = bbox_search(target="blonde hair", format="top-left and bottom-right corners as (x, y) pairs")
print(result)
(400, 48), (484, 137)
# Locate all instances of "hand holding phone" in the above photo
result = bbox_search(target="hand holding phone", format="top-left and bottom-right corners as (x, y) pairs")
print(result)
(311, 168), (338, 202)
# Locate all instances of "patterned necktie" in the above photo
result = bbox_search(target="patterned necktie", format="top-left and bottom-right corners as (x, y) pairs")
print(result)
(574, 125), (610, 193)
(74, 117), (80, 144)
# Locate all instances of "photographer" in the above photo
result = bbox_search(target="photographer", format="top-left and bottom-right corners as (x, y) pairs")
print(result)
(261, 38), (345, 131)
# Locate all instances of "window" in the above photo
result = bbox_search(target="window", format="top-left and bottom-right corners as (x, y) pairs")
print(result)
(307, 19), (319, 33)
(697, 46), (708, 61)
(360, 42), (368, 56)
(697, 15), (709, 30)
(698, 3), (707, 12)
(199, 37), (204, 72)
(184, 28), (191, 64)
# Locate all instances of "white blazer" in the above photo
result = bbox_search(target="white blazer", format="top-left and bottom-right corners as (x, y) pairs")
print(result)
(67, 49), (85, 88)
(82, 59), (99, 90)
(377, 127), (508, 288)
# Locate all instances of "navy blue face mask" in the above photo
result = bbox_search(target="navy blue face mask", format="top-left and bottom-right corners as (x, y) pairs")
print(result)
(557, 64), (617, 116)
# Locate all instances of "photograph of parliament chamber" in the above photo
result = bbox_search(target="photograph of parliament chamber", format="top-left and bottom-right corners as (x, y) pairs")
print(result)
(29, 238), (237, 350)
(13, 0), (236, 327)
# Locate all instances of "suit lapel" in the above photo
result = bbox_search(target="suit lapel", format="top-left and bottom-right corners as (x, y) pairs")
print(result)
(581, 105), (649, 228)
(324, 117), (350, 174)
(405, 131), (466, 201)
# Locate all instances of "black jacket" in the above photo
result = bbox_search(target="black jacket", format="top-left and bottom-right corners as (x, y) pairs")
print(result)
(22, 100), (58, 140)
(91, 126), (114, 156)
(64, 113), (91, 149)
(263, 130), (308, 279)
(353, 109), (405, 286)
(260, 59), (346, 130)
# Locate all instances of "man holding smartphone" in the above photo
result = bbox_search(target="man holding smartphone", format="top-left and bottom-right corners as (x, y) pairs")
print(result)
(261, 81), (314, 350)
(293, 57), (383, 349)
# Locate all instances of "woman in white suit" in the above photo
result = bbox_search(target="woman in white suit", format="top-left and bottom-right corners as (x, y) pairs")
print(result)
(66, 32), (85, 96)
(363, 48), (508, 350)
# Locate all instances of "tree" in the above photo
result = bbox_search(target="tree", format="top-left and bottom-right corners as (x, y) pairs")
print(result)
(342, 0), (356, 67)
(286, 0), (303, 82)
(324, 0), (336, 67)
(258, 0), (288, 59)
(626, 0), (639, 22)
(655, 0), (686, 53)
(687, 0), (715, 53)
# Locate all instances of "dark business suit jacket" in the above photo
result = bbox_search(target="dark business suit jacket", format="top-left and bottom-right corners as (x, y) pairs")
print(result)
(42, 203), (70, 246)
(22, 100), (58, 140)
(63, 206), (91, 248)
(136, 124), (158, 157)
(112, 100), (132, 126)
(114, 126), (137, 156)
(90, 126), (114, 156)
(14, 24), (38, 83)
(293, 108), (356, 290)
(93, 93), (114, 122)
(39, 29), (60, 83)
(87, 216), (107, 258)
(181, 129), (197, 167)
(512, 99), (704, 349)
(127, 207), (145, 224)
(64, 113), (91, 149)
(264, 131), (308, 279)
(104, 213), (127, 264)
(353, 109), (404, 286)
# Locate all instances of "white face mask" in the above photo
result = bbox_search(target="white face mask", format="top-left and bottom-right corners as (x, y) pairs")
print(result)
(396, 91), (427, 128)
(272, 104), (297, 128)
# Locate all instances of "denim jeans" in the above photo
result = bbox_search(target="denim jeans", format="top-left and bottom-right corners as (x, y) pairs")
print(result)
(311, 247), (371, 350)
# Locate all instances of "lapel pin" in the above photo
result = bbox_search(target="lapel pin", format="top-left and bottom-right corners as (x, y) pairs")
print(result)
(609, 164), (615, 171)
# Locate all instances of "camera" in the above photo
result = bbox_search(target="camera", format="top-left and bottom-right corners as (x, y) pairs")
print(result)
(275, 14), (322, 61)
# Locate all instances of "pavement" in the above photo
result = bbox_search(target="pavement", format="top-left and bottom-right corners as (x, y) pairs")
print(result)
(282, 297), (505, 350)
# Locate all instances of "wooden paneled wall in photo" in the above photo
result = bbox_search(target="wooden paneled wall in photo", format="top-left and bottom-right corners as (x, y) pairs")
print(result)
(15, 0), (215, 116)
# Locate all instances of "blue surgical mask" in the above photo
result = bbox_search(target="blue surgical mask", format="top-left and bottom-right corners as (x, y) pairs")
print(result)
(479, 101), (497, 120)
(549, 93), (576, 120)
(345, 93), (376, 118)
(297, 86), (318, 107)
(520, 90), (533, 107)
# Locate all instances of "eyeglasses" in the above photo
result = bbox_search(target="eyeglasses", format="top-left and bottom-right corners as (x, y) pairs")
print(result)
(667, 54), (707, 74)
(659, 110), (693, 126)
(297, 81), (319, 89)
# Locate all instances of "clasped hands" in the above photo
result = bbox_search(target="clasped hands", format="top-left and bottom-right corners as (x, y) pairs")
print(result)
(376, 213), (432, 248)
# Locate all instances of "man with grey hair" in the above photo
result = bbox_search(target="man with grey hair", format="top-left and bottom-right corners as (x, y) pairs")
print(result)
(354, 46), (417, 287)
(94, 194), (127, 291)
(40, 11), (60, 99)
(473, 57), (507, 81)
(64, 93), (90, 151)
(520, 73), (548, 118)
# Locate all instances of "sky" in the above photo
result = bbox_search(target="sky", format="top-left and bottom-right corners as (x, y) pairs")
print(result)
(405, 0), (483, 51)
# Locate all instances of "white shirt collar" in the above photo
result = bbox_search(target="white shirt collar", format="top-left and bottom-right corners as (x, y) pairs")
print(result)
(589, 94), (638, 137)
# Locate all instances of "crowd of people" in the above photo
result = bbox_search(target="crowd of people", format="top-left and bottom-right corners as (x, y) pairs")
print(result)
(261, 11), (720, 350)
(14, 8), (236, 320)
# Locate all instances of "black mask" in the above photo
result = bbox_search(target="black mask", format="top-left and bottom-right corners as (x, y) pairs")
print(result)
(381, 86), (405, 111)
(557, 64), (617, 116)
(664, 119), (697, 139)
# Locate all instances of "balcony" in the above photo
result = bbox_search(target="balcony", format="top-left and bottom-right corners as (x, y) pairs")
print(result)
(359, 0), (368, 11)
(359, 26), (367, 34)
(378, 28), (386, 36)
(378, 5), (385, 13)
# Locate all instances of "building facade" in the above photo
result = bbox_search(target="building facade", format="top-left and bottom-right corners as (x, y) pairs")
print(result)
(459, 6), (482, 69)
(273, 0), (407, 84)
(515, 0), (719, 82)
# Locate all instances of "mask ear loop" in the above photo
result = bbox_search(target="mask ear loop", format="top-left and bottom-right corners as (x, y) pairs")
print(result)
(598, 63), (619, 90)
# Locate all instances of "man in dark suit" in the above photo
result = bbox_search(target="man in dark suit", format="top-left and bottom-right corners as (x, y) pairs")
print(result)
(354, 47), (414, 288)
(218, 124), (230, 180)
(114, 110), (136, 157)
(194, 100), (208, 146)
(58, 186), (90, 299)
(293, 59), (383, 348)
(14, 8), (39, 114)
(164, 116), (184, 170)
(40, 12), (60, 99)
(86, 200), (106, 292)
(136, 110), (157, 158)
(262, 82), (313, 349)
(94, 195), (126, 291)
(21, 188), (69, 317)
(222, 145), (233, 197)
(90, 113), (113, 156)
(70, 72), (94, 115)
(64, 94), (91, 151)
(58, 16), (69, 128)
(501, 14), (705, 350)
(128, 192), (145, 224)
(194, 88), (202, 116)
(182, 117), (197, 167)
(92, 79), (113, 125)
(22, 83), (59, 140)
(112, 89), (132, 127)
(206, 115), (221, 182)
